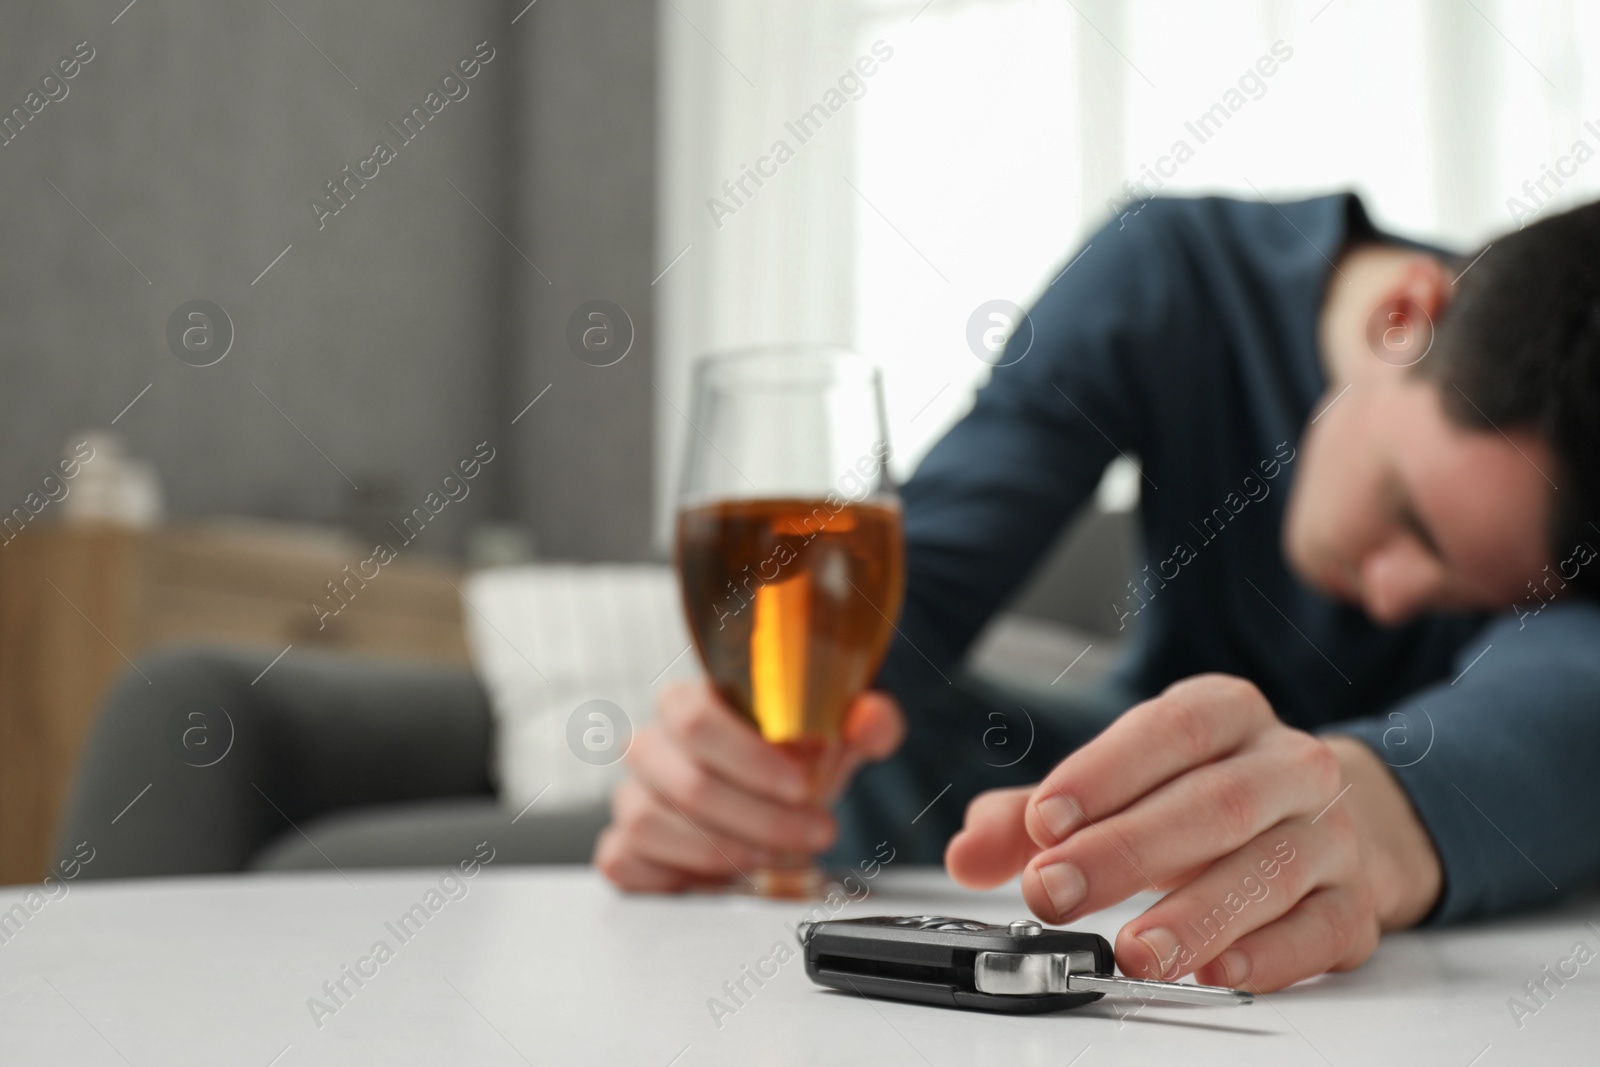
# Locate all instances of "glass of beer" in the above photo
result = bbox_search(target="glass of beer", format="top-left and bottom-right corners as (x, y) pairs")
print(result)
(674, 347), (905, 898)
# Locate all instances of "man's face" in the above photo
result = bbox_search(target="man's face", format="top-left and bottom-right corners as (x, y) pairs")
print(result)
(1283, 375), (1555, 624)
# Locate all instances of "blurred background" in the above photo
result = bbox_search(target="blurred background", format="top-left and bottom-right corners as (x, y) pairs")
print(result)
(3, 0), (1598, 882)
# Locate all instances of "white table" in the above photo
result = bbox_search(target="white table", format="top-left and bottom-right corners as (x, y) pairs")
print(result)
(1, 866), (1596, 1065)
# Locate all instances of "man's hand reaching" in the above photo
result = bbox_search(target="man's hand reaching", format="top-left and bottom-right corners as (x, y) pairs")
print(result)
(945, 674), (1443, 992)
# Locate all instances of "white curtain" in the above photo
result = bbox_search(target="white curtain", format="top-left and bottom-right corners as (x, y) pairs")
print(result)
(654, 0), (865, 538)
(657, 0), (1600, 530)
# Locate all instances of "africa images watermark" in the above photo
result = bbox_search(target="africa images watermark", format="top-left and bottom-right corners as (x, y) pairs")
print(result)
(1105, 40), (1294, 228)
(1506, 922), (1600, 1030)
(309, 40), (498, 231)
(566, 698), (633, 767)
(565, 299), (635, 368)
(1112, 441), (1297, 631)
(1512, 533), (1598, 630)
(166, 299), (235, 367)
(0, 440), (97, 547)
(705, 840), (898, 1031)
(0, 40), (96, 150)
(981, 705), (1037, 769)
(1377, 703), (1435, 769)
(306, 840), (497, 1029)
(0, 841), (97, 948)
(706, 40), (896, 229)
(1504, 115), (1600, 229)
(706, 440), (893, 632)
(169, 702), (236, 768)
(309, 440), (497, 630)
(1146, 838), (1297, 980)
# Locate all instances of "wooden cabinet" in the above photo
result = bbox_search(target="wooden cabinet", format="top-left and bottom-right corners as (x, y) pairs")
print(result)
(0, 521), (470, 884)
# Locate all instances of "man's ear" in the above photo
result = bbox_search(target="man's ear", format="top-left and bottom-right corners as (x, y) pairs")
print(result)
(1396, 254), (1455, 317)
(1366, 255), (1453, 367)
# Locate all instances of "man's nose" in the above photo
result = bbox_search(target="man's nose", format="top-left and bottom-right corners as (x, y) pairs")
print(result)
(1359, 540), (1444, 625)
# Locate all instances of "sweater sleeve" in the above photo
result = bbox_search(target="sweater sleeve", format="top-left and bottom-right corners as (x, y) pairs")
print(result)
(877, 210), (1175, 707)
(1327, 599), (1600, 924)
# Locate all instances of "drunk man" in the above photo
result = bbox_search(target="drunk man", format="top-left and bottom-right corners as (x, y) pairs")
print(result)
(597, 194), (1600, 992)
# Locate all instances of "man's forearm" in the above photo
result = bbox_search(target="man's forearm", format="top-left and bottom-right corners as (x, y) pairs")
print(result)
(1324, 735), (1443, 930)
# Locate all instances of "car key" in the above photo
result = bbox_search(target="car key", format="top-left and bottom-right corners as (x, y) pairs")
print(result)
(797, 915), (1253, 1014)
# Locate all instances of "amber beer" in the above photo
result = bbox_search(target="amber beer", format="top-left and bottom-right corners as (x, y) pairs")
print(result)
(676, 496), (905, 788)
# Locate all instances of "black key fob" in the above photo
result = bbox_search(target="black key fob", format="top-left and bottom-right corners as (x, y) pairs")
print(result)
(798, 914), (1115, 1014)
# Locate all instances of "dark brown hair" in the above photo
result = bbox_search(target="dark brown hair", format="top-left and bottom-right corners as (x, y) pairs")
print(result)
(1418, 199), (1600, 593)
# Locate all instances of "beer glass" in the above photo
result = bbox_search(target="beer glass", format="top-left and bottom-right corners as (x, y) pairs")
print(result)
(674, 347), (905, 898)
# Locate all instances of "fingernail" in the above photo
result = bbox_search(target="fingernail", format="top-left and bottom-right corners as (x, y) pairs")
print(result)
(1037, 862), (1087, 916)
(1136, 927), (1182, 980)
(1036, 794), (1082, 843)
(1216, 948), (1250, 988)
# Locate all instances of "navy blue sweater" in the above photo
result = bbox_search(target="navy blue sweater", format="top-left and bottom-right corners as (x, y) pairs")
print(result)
(872, 193), (1600, 924)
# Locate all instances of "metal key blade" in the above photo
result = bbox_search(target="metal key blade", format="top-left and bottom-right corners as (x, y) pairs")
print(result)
(1067, 972), (1254, 1006)
(973, 951), (1253, 1005)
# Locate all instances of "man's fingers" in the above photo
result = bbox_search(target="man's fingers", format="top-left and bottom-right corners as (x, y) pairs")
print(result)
(843, 691), (906, 761)
(626, 725), (835, 853)
(1113, 823), (1332, 980)
(657, 682), (810, 804)
(820, 692), (906, 801)
(1020, 741), (1340, 922)
(593, 826), (693, 892)
(1190, 885), (1379, 993)
(610, 778), (762, 880)
(597, 683), (900, 893)
(1025, 675), (1274, 850)
(945, 787), (1040, 889)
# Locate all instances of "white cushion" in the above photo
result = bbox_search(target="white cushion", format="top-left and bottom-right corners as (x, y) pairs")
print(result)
(461, 564), (700, 814)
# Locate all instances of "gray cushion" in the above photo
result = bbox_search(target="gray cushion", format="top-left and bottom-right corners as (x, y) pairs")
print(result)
(249, 798), (610, 871)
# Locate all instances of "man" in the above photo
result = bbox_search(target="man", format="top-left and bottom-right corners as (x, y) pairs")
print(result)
(595, 193), (1600, 993)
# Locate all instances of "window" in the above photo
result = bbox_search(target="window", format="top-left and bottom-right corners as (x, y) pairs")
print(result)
(659, 0), (1600, 525)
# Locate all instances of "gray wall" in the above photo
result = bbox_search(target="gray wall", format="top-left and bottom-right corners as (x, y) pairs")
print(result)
(508, 0), (659, 561)
(0, 0), (657, 560)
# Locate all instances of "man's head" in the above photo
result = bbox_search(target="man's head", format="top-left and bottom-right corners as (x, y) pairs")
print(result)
(1285, 199), (1600, 625)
